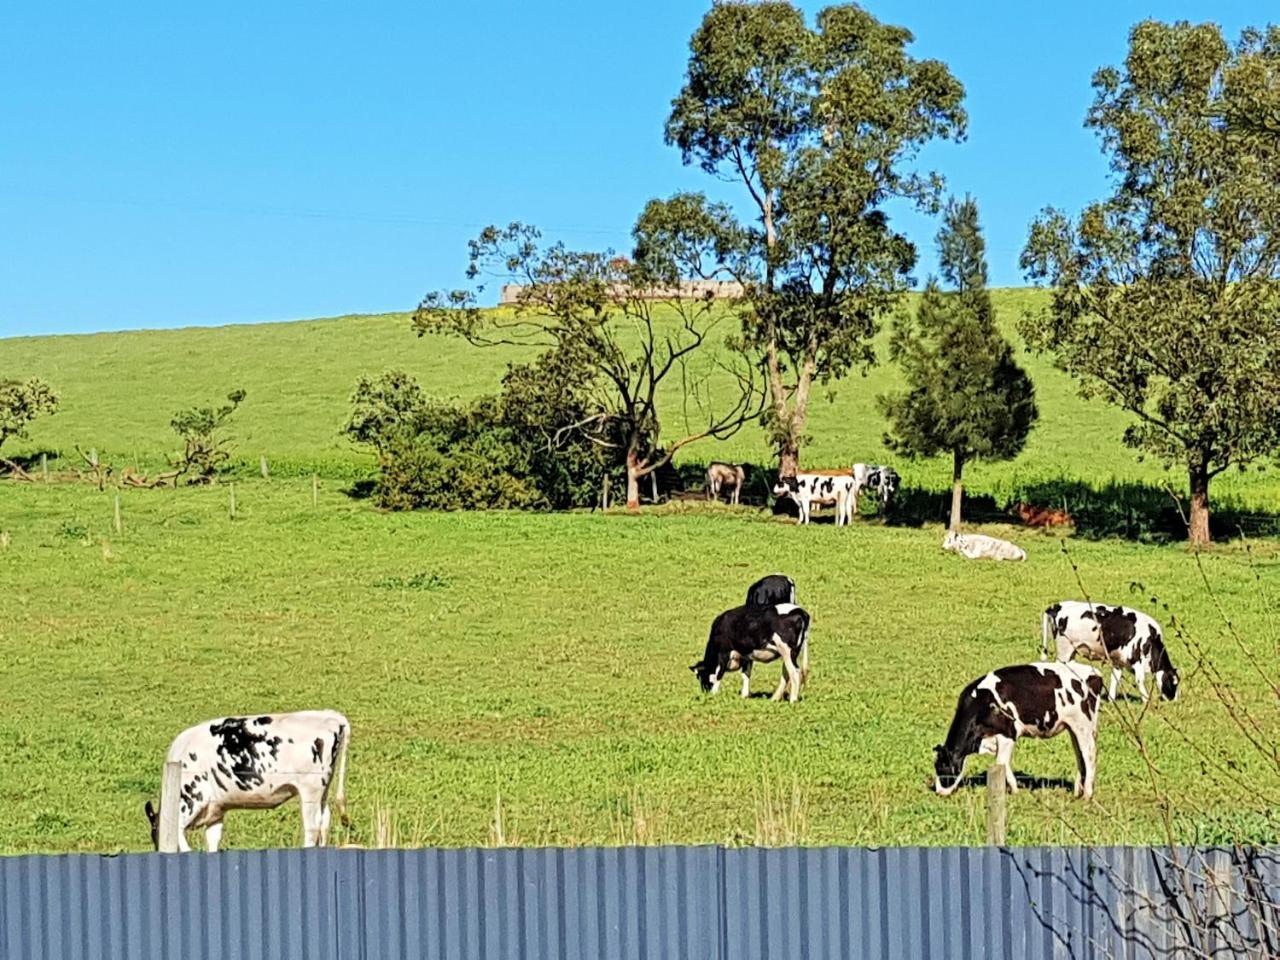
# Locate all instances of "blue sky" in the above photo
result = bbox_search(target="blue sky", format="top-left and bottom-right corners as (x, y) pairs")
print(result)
(0, 1), (1272, 338)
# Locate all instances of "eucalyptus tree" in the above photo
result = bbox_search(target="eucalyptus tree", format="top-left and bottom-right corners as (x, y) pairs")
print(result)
(1022, 21), (1280, 545)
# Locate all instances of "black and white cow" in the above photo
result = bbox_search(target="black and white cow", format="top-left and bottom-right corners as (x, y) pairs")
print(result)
(144, 710), (350, 852)
(772, 473), (857, 526)
(690, 603), (811, 702)
(1042, 600), (1180, 703)
(863, 466), (900, 513)
(746, 573), (796, 609)
(934, 662), (1103, 799)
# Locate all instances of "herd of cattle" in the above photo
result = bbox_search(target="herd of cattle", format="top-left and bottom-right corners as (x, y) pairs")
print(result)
(690, 574), (1180, 803)
(707, 461), (900, 524)
(141, 466), (1180, 852)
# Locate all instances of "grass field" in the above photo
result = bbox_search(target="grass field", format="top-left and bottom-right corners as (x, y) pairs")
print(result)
(4, 289), (1280, 510)
(0, 481), (1277, 854)
(1, 294), (1278, 854)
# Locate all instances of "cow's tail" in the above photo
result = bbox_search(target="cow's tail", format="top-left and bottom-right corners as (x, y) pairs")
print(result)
(798, 611), (811, 685)
(332, 721), (351, 826)
(1041, 610), (1052, 661)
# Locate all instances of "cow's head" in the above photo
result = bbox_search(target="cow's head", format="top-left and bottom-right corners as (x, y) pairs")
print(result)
(879, 469), (899, 505)
(144, 800), (160, 850)
(772, 476), (799, 499)
(1156, 663), (1180, 701)
(932, 744), (966, 796)
(689, 660), (716, 693)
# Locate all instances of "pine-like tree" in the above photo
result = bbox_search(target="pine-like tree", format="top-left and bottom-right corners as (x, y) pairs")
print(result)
(878, 197), (1037, 530)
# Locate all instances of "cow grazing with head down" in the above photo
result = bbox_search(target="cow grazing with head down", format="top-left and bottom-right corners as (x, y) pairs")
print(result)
(772, 473), (857, 526)
(691, 603), (811, 702)
(746, 573), (796, 608)
(706, 462), (746, 505)
(942, 529), (1027, 561)
(934, 662), (1103, 799)
(144, 710), (350, 852)
(1042, 601), (1180, 703)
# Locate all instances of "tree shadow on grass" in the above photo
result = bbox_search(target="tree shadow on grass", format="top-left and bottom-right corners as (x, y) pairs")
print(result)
(883, 478), (1280, 543)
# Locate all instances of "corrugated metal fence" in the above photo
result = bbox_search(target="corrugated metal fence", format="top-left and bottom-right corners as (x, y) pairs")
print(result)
(2, 845), (1278, 959)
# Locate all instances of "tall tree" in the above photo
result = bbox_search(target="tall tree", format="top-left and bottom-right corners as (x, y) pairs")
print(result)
(414, 221), (762, 509)
(663, 1), (966, 475)
(879, 197), (1037, 530)
(1021, 21), (1280, 545)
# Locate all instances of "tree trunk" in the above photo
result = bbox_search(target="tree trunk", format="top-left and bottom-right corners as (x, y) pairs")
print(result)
(1188, 460), (1211, 546)
(778, 445), (800, 479)
(625, 448), (641, 510)
(949, 450), (965, 532)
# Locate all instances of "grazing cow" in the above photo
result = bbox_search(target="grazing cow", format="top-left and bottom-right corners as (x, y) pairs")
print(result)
(934, 662), (1103, 799)
(1042, 601), (1180, 703)
(1015, 502), (1073, 528)
(706, 462), (746, 505)
(942, 529), (1027, 561)
(863, 465), (901, 514)
(144, 710), (350, 852)
(746, 573), (796, 608)
(772, 473), (857, 526)
(690, 603), (811, 702)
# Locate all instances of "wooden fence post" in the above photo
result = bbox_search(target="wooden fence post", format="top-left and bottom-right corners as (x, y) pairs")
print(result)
(651, 472), (658, 504)
(260, 455), (270, 481)
(229, 483), (237, 521)
(41, 453), (48, 482)
(113, 494), (122, 535)
(602, 474), (611, 511)
(312, 474), (319, 508)
(986, 763), (1008, 846)
(159, 761), (182, 853)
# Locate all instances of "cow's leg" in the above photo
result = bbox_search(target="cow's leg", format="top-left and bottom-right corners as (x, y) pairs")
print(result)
(1107, 667), (1122, 702)
(1066, 720), (1097, 799)
(708, 658), (726, 695)
(994, 736), (1017, 792)
(319, 804), (332, 847)
(769, 660), (789, 701)
(204, 820), (224, 853)
(299, 787), (324, 848)
(1131, 661), (1150, 702)
(773, 639), (801, 703)
(1054, 636), (1075, 663)
(740, 660), (753, 698)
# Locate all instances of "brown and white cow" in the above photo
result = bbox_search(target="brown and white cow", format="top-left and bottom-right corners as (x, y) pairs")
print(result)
(1042, 601), (1180, 703)
(144, 710), (350, 852)
(706, 462), (746, 505)
(934, 662), (1102, 799)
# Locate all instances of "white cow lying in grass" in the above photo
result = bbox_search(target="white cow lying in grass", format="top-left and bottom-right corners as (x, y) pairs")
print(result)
(942, 529), (1027, 561)
(145, 710), (350, 852)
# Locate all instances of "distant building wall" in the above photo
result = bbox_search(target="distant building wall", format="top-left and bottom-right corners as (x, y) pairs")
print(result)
(499, 279), (744, 304)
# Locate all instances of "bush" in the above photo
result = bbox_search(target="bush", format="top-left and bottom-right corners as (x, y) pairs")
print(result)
(346, 370), (615, 512)
(170, 389), (245, 482)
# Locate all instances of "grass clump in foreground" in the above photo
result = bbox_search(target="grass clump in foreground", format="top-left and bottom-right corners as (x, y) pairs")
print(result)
(0, 480), (1275, 852)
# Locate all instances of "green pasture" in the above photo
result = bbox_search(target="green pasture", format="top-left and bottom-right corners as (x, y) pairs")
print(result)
(0, 481), (1276, 853)
(4, 290), (1280, 511)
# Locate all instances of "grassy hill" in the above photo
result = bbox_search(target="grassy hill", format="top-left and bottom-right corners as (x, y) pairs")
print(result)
(1, 293), (1277, 854)
(5, 289), (1279, 512)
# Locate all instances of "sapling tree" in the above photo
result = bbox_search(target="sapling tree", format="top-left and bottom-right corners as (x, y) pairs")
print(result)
(170, 389), (246, 482)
